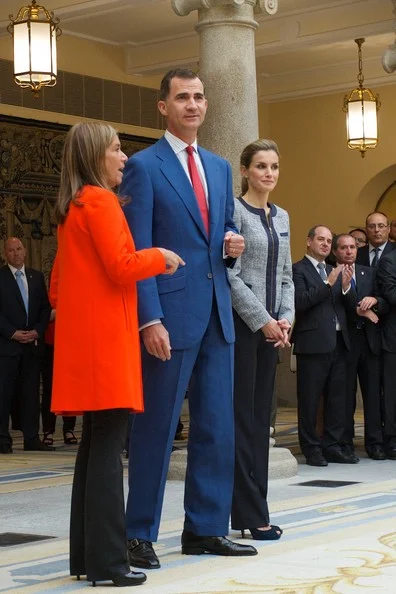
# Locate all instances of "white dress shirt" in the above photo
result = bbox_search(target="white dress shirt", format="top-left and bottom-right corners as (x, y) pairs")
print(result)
(8, 263), (29, 297)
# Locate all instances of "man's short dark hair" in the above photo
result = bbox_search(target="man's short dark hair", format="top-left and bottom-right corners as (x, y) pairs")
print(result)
(307, 225), (332, 239)
(332, 233), (353, 251)
(350, 227), (367, 238)
(159, 68), (203, 101)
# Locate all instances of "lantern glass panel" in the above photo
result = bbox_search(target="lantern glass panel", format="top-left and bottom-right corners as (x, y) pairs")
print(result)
(347, 99), (378, 147)
(30, 21), (52, 80)
(13, 22), (30, 78)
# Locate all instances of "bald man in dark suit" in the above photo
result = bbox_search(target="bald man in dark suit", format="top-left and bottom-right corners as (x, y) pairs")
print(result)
(0, 238), (51, 453)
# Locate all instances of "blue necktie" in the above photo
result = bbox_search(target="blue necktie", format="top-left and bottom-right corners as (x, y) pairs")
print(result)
(15, 270), (29, 315)
(351, 277), (357, 291)
(317, 262), (327, 281)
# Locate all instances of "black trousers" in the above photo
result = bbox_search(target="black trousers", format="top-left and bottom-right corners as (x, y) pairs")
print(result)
(69, 409), (130, 581)
(231, 313), (278, 530)
(344, 330), (383, 451)
(0, 348), (41, 447)
(382, 351), (396, 449)
(41, 344), (75, 433)
(296, 333), (347, 457)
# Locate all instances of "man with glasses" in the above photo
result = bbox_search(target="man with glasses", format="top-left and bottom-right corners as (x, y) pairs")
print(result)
(356, 212), (395, 267)
(350, 228), (367, 248)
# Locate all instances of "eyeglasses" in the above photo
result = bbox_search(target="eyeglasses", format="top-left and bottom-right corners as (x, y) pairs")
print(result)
(366, 223), (388, 230)
(355, 238), (367, 245)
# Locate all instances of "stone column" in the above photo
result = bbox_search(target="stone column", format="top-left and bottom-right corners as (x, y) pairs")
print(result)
(173, 0), (261, 190)
(169, 0), (297, 481)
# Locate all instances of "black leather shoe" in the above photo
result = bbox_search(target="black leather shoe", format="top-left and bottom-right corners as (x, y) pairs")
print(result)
(24, 440), (56, 451)
(385, 446), (396, 460)
(0, 444), (13, 454)
(367, 445), (386, 460)
(324, 449), (358, 464)
(181, 530), (257, 556)
(305, 452), (328, 467)
(127, 539), (160, 569)
(112, 571), (147, 587)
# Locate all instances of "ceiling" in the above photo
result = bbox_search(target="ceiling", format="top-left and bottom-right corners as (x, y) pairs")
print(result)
(0, 0), (395, 102)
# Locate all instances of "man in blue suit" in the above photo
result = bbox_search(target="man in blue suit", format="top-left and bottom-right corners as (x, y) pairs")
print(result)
(121, 68), (257, 567)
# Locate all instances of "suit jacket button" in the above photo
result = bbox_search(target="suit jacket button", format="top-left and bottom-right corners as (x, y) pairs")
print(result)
(207, 272), (213, 279)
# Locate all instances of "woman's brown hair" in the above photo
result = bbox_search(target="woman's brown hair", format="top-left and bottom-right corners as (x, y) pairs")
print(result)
(56, 122), (120, 223)
(240, 139), (280, 195)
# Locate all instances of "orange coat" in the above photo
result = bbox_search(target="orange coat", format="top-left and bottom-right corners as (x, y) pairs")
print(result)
(50, 185), (166, 415)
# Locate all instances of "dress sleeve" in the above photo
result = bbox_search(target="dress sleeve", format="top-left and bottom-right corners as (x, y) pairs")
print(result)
(85, 187), (166, 285)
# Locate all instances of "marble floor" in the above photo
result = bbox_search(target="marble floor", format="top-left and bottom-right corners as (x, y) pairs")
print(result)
(1, 409), (395, 594)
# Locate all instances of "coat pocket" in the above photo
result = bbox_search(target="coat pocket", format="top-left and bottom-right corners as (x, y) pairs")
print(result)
(157, 274), (186, 295)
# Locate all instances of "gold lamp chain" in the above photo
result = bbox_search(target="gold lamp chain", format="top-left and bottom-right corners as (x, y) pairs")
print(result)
(356, 38), (365, 88)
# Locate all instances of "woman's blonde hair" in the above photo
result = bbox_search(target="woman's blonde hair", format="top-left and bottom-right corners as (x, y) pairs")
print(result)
(240, 139), (280, 195)
(55, 122), (119, 223)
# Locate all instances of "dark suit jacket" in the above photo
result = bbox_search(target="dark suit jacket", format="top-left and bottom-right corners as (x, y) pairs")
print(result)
(355, 241), (395, 267)
(345, 264), (388, 355)
(376, 250), (396, 353)
(0, 265), (51, 357)
(292, 257), (351, 354)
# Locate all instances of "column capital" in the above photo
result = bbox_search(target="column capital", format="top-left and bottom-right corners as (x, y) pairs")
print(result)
(172, 0), (278, 17)
(172, 0), (253, 17)
(257, 0), (278, 15)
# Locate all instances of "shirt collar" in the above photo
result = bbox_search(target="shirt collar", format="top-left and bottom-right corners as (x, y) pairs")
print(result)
(8, 264), (26, 276)
(368, 242), (386, 253)
(165, 129), (198, 155)
(305, 254), (325, 268)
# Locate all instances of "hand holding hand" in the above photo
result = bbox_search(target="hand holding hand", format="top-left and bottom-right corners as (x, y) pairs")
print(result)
(277, 318), (291, 347)
(141, 323), (171, 361)
(157, 249), (185, 275)
(261, 319), (287, 348)
(11, 330), (30, 343)
(357, 306), (379, 324)
(358, 296), (377, 311)
(224, 232), (245, 258)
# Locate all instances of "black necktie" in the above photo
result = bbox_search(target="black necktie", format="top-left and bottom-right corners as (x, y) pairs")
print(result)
(371, 247), (379, 267)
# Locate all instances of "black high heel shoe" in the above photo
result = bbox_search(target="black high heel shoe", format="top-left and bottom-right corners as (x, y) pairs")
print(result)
(241, 525), (282, 540)
(91, 571), (147, 587)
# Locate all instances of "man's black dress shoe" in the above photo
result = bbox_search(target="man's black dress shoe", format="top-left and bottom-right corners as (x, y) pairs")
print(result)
(0, 444), (13, 454)
(91, 571), (147, 587)
(367, 445), (386, 460)
(24, 440), (55, 452)
(181, 530), (257, 556)
(385, 446), (396, 460)
(305, 452), (328, 467)
(324, 450), (358, 464)
(127, 539), (160, 569)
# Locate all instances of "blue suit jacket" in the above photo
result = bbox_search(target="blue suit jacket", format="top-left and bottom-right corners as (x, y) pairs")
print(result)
(121, 136), (238, 350)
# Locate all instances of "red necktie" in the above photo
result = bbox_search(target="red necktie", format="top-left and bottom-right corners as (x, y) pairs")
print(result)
(186, 145), (209, 235)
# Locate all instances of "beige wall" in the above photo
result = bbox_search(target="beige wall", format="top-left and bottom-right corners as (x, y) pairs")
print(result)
(263, 85), (396, 261)
(0, 34), (162, 139)
(0, 34), (159, 88)
(1, 29), (395, 260)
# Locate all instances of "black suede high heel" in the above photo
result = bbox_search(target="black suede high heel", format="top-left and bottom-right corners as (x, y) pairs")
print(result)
(241, 525), (282, 540)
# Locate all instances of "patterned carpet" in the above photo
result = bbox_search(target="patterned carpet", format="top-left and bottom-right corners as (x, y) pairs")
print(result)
(1, 408), (395, 594)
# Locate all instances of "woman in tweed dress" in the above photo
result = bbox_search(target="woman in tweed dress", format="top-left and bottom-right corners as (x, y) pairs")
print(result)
(228, 139), (294, 540)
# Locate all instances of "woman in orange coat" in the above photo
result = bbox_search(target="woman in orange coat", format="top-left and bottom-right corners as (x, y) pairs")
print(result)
(50, 122), (184, 588)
